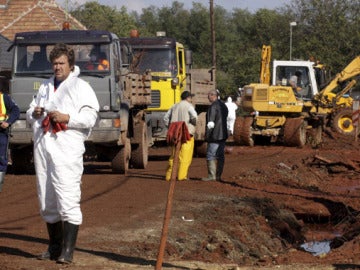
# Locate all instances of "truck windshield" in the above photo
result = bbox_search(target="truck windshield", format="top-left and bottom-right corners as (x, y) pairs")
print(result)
(14, 44), (111, 74)
(132, 48), (177, 77)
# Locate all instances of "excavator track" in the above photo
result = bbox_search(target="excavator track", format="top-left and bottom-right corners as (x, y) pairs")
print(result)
(283, 118), (306, 147)
(233, 116), (254, 146)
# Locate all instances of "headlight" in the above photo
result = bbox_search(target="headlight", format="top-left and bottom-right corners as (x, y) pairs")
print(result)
(97, 119), (114, 128)
(171, 77), (179, 87)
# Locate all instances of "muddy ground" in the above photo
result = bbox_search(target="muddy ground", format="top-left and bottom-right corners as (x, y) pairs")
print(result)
(1, 128), (360, 270)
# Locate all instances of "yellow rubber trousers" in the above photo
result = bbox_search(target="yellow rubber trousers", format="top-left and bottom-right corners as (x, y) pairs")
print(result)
(165, 136), (194, 181)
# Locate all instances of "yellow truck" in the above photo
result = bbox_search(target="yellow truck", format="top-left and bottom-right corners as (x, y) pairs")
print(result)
(120, 32), (215, 154)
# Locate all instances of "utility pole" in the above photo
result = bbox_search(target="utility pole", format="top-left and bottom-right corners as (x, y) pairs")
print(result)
(210, 0), (216, 84)
(289, 21), (297, 60)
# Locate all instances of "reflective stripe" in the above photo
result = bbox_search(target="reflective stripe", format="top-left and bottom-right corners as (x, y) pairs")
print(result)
(0, 94), (7, 121)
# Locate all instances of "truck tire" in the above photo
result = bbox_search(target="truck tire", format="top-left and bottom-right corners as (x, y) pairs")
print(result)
(332, 108), (354, 135)
(131, 121), (148, 169)
(11, 146), (35, 174)
(195, 141), (207, 157)
(111, 136), (131, 174)
(233, 116), (254, 146)
(284, 118), (306, 147)
(307, 123), (323, 148)
(233, 116), (243, 145)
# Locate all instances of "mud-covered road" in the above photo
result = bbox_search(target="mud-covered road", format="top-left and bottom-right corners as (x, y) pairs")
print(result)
(1, 129), (360, 270)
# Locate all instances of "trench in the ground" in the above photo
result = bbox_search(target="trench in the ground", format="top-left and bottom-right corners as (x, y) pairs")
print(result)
(294, 197), (359, 256)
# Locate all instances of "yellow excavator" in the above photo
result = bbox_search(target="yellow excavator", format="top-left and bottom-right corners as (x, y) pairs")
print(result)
(234, 45), (360, 147)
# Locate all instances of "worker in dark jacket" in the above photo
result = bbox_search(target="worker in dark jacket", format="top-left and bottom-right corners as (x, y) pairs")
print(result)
(0, 81), (20, 191)
(202, 89), (228, 181)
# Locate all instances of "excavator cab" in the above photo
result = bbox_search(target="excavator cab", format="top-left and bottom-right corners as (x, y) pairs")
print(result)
(273, 60), (320, 100)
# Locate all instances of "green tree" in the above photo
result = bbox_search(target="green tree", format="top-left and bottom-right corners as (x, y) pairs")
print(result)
(133, 6), (161, 36)
(286, 0), (360, 72)
(185, 3), (213, 67)
(67, 0), (360, 94)
(70, 1), (137, 37)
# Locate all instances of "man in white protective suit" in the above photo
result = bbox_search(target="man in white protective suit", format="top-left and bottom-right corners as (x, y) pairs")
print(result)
(26, 43), (99, 265)
(225, 96), (238, 135)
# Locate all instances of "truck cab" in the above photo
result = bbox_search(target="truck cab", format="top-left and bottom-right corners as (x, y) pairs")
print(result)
(120, 35), (187, 140)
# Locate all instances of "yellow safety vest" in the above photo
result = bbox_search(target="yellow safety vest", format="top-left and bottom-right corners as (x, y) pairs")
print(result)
(0, 94), (7, 121)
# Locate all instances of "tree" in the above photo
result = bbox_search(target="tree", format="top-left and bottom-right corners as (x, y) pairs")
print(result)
(67, 0), (360, 94)
(286, 0), (360, 72)
(70, 1), (137, 37)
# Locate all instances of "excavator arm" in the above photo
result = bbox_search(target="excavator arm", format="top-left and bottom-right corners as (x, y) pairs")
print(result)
(315, 56), (360, 105)
(259, 45), (271, 84)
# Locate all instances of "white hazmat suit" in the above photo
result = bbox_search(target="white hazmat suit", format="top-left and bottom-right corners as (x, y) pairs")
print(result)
(26, 66), (99, 225)
(225, 97), (238, 135)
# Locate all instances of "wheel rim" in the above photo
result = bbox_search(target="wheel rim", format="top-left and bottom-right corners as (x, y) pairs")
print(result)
(337, 116), (353, 133)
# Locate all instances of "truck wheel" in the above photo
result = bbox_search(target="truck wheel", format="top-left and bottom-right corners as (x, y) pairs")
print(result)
(112, 136), (131, 174)
(332, 108), (354, 135)
(233, 116), (243, 145)
(307, 124), (323, 148)
(233, 116), (254, 146)
(195, 141), (207, 157)
(284, 118), (306, 147)
(11, 146), (35, 174)
(131, 121), (148, 169)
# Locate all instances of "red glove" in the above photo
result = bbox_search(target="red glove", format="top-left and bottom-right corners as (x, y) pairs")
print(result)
(42, 115), (67, 134)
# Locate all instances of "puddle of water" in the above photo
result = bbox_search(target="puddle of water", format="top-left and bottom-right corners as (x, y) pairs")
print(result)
(300, 240), (331, 256)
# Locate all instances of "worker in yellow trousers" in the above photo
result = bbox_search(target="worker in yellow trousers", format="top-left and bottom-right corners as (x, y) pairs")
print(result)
(165, 136), (194, 181)
(164, 91), (197, 181)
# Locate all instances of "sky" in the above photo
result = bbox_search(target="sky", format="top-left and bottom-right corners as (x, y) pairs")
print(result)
(56, 0), (289, 13)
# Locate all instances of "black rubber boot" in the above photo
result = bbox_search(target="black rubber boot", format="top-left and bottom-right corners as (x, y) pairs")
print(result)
(216, 158), (224, 181)
(37, 221), (63, 260)
(56, 221), (79, 264)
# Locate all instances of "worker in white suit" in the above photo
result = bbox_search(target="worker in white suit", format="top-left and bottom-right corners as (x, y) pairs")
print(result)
(26, 43), (99, 265)
(225, 96), (238, 135)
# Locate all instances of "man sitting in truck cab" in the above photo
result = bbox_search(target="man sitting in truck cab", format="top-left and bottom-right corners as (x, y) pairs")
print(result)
(84, 50), (109, 71)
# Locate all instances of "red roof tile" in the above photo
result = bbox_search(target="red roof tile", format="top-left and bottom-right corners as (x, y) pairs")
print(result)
(0, 0), (86, 41)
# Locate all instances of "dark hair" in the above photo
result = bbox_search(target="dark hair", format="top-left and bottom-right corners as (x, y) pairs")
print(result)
(49, 43), (75, 67)
(181, 91), (195, 100)
(295, 70), (302, 77)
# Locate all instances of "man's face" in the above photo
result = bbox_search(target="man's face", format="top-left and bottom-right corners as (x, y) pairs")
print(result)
(52, 54), (72, 82)
(208, 93), (217, 103)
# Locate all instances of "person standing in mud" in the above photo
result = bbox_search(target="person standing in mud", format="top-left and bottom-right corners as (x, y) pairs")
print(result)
(26, 43), (99, 264)
(202, 89), (228, 181)
(164, 90), (197, 181)
(0, 80), (20, 192)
